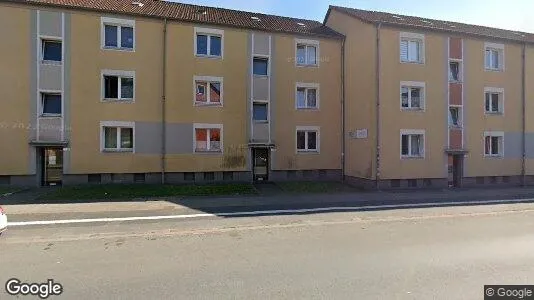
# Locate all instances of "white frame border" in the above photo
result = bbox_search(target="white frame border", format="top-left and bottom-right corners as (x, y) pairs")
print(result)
(101, 70), (136, 102)
(194, 27), (224, 59)
(295, 82), (320, 110)
(483, 131), (505, 158)
(400, 129), (425, 159)
(400, 81), (426, 111)
(193, 123), (224, 154)
(100, 17), (136, 51)
(400, 32), (425, 64)
(193, 76), (224, 106)
(483, 87), (505, 115)
(296, 126), (320, 153)
(295, 38), (320, 67)
(100, 121), (135, 153)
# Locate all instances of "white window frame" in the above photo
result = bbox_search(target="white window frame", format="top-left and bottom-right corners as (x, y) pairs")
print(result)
(400, 32), (425, 64)
(400, 81), (425, 110)
(100, 121), (135, 152)
(193, 123), (223, 153)
(449, 59), (462, 82)
(295, 38), (320, 67)
(194, 27), (224, 58)
(484, 87), (504, 115)
(39, 90), (62, 117)
(193, 76), (223, 106)
(41, 37), (62, 64)
(295, 82), (320, 109)
(484, 42), (504, 71)
(483, 131), (504, 158)
(101, 17), (135, 51)
(448, 106), (462, 128)
(400, 129), (425, 159)
(296, 126), (320, 153)
(101, 70), (135, 102)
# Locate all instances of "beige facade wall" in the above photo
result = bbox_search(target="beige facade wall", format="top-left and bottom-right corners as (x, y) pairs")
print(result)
(325, 10), (377, 179)
(0, 4), (32, 175)
(271, 34), (342, 171)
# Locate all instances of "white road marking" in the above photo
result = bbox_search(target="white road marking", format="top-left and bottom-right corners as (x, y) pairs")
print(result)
(7, 198), (534, 227)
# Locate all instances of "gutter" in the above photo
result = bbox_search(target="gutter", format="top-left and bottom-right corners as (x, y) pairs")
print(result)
(341, 36), (346, 182)
(161, 18), (168, 184)
(375, 23), (382, 190)
(522, 42), (526, 186)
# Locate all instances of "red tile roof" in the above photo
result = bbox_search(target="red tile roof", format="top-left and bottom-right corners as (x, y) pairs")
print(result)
(6, 0), (343, 39)
(328, 6), (532, 43)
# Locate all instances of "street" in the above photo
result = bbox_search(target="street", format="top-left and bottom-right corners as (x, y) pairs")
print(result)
(1, 203), (534, 299)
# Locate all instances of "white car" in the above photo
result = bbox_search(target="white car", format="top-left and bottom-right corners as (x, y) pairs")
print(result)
(0, 206), (7, 236)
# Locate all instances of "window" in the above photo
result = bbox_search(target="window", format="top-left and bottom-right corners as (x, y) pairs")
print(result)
(449, 107), (461, 127)
(296, 127), (319, 152)
(485, 44), (504, 71)
(102, 71), (135, 101)
(253, 103), (268, 121)
(42, 40), (62, 62)
(194, 125), (222, 152)
(101, 122), (134, 152)
(296, 84), (319, 109)
(484, 88), (504, 114)
(195, 28), (223, 57)
(401, 130), (424, 158)
(101, 17), (135, 50)
(296, 39), (318, 66)
(41, 93), (61, 116)
(484, 132), (504, 157)
(253, 57), (268, 76)
(400, 82), (424, 109)
(194, 76), (222, 105)
(400, 33), (424, 63)
(449, 61), (461, 81)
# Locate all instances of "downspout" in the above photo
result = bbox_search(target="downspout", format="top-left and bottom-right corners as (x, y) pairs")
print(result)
(161, 18), (167, 184)
(521, 42), (526, 187)
(375, 23), (382, 190)
(341, 37), (346, 183)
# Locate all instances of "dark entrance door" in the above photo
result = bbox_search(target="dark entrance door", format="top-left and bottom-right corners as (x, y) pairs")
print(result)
(452, 154), (463, 188)
(252, 148), (269, 182)
(41, 147), (63, 186)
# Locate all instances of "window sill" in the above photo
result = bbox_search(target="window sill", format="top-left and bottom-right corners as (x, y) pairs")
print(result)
(195, 102), (222, 107)
(296, 107), (319, 110)
(401, 155), (425, 160)
(196, 54), (222, 59)
(194, 150), (223, 154)
(449, 125), (463, 129)
(296, 63), (319, 68)
(401, 107), (424, 111)
(41, 60), (62, 66)
(485, 68), (503, 72)
(297, 150), (319, 154)
(253, 120), (269, 124)
(102, 46), (134, 52)
(485, 112), (503, 116)
(484, 154), (503, 159)
(253, 74), (269, 78)
(102, 149), (133, 153)
(449, 80), (462, 84)
(40, 114), (62, 118)
(102, 98), (134, 103)
(400, 60), (424, 65)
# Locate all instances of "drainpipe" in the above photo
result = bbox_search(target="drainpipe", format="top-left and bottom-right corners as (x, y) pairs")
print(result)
(161, 18), (167, 184)
(375, 23), (382, 190)
(341, 37), (346, 183)
(521, 42), (526, 187)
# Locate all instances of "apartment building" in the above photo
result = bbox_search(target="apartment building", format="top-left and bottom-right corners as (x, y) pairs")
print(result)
(325, 6), (534, 189)
(0, 0), (343, 186)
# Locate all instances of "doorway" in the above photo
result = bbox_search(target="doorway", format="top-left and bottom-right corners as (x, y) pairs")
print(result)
(41, 147), (63, 186)
(252, 148), (269, 182)
(452, 154), (463, 188)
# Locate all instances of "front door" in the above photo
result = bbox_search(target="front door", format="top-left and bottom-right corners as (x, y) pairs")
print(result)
(253, 148), (269, 182)
(452, 155), (463, 188)
(42, 147), (63, 186)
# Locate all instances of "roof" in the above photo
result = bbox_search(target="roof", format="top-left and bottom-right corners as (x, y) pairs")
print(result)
(6, 0), (343, 39)
(327, 5), (533, 43)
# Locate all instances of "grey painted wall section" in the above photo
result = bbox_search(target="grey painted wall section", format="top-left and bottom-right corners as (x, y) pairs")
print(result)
(39, 10), (62, 37)
(252, 76), (269, 100)
(252, 122), (269, 142)
(39, 64), (62, 90)
(29, 10), (38, 174)
(503, 132), (523, 159)
(165, 123), (194, 154)
(39, 117), (62, 140)
(253, 34), (270, 56)
(135, 122), (162, 154)
(63, 13), (71, 173)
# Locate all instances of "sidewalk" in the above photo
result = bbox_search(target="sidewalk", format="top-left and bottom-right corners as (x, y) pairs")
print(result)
(4, 186), (534, 223)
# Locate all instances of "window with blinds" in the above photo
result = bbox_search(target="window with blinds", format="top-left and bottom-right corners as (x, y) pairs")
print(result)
(400, 39), (422, 63)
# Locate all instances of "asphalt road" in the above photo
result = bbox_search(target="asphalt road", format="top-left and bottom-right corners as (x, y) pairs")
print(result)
(1, 204), (534, 299)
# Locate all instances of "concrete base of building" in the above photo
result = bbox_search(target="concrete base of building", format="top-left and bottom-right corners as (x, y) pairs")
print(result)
(269, 169), (342, 182)
(345, 176), (449, 190)
(0, 175), (38, 187)
(461, 175), (524, 188)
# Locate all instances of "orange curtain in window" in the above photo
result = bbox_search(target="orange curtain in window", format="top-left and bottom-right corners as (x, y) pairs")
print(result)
(196, 129), (207, 141)
(210, 129), (220, 141)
